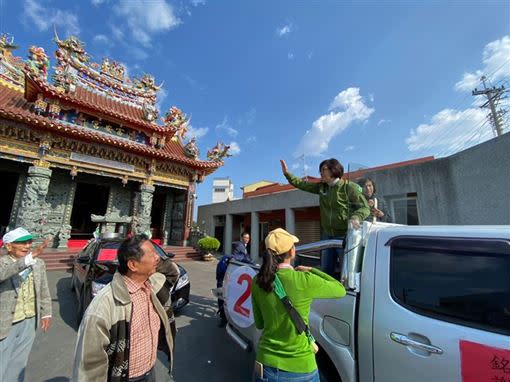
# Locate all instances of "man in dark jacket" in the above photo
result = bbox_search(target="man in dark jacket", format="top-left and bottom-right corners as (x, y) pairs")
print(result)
(232, 232), (252, 263)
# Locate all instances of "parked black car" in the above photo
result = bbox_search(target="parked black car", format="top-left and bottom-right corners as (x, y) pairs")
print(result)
(71, 235), (190, 321)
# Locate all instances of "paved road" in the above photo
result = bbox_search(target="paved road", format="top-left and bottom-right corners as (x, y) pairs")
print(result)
(25, 261), (254, 382)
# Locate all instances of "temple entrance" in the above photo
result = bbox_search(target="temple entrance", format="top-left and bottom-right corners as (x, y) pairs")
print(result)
(70, 182), (110, 239)
(0, 171), (19, 237)
(150, 187), (167, 243)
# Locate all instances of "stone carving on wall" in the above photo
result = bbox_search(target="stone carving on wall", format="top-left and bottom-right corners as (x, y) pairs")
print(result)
(8, 173), (26, 229)
(43, 173), (72, 244)
(108, 185), (132, 218)
(16, 166), (52, 238)
(57, 224), (72, 248)
(135, 184), (154, 235)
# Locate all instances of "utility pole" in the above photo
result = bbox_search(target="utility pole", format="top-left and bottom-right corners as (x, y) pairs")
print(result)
(472, 76), (506, 137)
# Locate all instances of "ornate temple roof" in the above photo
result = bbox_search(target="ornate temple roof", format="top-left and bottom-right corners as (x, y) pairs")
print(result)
(0, 33), (228, 173)
(0, 85), (220, 171)
(25, 75), (166, 133)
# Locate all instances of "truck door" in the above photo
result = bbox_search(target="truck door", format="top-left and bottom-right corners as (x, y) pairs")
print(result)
(372, 229), (510, 382)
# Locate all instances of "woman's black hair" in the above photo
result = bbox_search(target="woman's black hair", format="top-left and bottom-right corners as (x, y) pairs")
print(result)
(359, 177), (377, 194)
(117, 234), (150, 275)
(319, 158), (344, 179)
(255, 249), (291, 292)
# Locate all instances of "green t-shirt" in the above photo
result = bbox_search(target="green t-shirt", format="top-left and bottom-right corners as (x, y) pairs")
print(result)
(251, 267), (346, 373)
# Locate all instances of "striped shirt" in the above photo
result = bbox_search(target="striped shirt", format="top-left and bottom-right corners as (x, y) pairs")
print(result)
(123, 276), (161, 378)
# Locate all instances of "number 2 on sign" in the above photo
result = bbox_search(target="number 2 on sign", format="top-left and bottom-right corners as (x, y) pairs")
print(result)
(234, 273), (252, 318)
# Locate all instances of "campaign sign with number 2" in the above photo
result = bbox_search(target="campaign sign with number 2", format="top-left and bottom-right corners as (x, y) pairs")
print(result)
(226, 266), (257, 328)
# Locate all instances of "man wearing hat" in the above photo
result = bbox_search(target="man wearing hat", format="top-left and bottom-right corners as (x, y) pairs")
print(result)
(0, 227), (52, 382)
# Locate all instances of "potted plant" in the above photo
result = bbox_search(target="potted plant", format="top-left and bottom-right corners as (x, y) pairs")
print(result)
(197, 236), (220, 261)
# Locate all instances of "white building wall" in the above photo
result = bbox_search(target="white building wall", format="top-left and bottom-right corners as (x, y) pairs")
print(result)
(212, 177), (235, 203)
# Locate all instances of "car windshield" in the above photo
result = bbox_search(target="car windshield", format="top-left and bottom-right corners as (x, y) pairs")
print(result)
(95, 240), (166, 262)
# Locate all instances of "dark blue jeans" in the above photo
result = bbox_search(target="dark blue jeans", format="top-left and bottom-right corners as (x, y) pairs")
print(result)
(320, 232), (344, 276)
(256, 366), (320, 382)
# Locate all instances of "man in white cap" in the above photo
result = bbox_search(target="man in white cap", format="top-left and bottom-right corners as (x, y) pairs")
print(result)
(0, 227), (52, 382)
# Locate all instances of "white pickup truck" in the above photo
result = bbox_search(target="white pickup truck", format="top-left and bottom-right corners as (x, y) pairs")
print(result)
(218, 223), (510, 382)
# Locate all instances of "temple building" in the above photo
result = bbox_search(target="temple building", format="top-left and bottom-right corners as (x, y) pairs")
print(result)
(0, 33), (228, 247)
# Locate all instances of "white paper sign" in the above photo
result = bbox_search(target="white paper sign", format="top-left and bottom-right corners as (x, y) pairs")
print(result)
(226, 266), (257, 328)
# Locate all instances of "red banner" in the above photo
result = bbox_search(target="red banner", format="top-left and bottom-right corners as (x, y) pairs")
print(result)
(460, 340), (510, 382)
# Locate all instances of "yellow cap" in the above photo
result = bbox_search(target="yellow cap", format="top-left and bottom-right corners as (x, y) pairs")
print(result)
(264, 228), (299, 255)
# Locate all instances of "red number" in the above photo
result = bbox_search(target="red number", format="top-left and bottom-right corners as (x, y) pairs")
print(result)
(234, 273), (252, 318)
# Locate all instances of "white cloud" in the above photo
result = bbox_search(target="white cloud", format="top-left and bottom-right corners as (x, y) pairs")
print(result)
(345, 145), (355, 151)
(287, 52), (294, 60)
(292, 163), (300, 170)
(187, 126), (209, 139)
(93, 34), (111, 45)
(215, 116), (238, 137)
(228, 141), (241, 155)
(406, 108), (490, 154)
(156, 87), (168, 111)
(377, 119), (390, 126)
(246, 135), (257, 143)
(110, 25), (124, 40)
(23, 0), (80, 36)
(295, 88), (374, 157)
(190, 0), (206, 5)
(277, 24), (293, 37)
(455, 36), (510, 92)
(114, 0), (181, 47)
(92, 0), (108, 4)
(406, 35), (509, 156)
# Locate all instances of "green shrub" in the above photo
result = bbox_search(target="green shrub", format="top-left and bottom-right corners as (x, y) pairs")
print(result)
(197, 236), (220, 252)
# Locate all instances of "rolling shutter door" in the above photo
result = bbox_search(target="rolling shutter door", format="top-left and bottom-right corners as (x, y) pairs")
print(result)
(295, 220), (321, 257)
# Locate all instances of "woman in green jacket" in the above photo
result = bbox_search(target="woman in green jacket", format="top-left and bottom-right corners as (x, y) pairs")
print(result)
(251, 228), (346, 382)
(280, 158), (370, 276)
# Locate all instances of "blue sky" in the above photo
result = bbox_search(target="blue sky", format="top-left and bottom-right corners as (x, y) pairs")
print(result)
(1, 1), (509, 207)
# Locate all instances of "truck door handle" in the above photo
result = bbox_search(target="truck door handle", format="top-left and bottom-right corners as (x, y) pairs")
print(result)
(390, 332), (443, 355)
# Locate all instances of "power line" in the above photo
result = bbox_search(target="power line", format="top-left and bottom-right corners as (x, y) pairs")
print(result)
(436, 119), (491, 158)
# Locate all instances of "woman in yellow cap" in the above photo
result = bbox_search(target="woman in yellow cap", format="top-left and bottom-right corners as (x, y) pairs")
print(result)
(251, 228), (346, 382)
